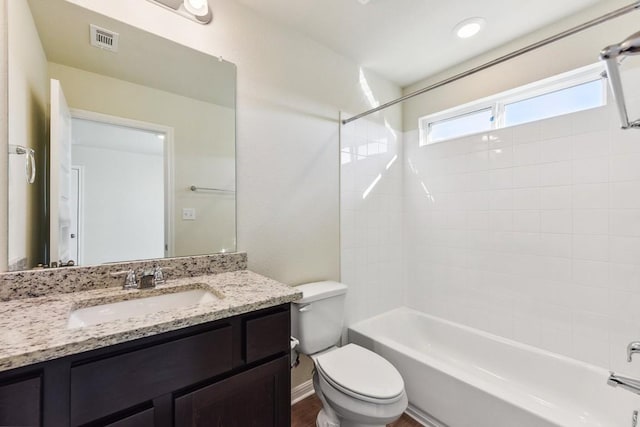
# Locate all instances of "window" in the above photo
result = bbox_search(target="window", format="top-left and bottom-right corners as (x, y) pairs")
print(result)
(428, 108), (493, 143)
(503, 80), (603, 127)
(419, 63), (606, 146)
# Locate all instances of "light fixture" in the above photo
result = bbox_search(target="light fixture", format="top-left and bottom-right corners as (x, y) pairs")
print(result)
(453, 17), (486, 39)
(147, 0), (213, 25)
(183, 0), (208, 17)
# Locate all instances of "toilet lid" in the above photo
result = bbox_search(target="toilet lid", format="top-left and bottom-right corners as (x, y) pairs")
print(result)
(315, 344), (404, 401)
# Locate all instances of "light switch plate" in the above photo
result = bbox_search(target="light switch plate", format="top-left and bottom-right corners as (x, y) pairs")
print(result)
(182, 208), (196, 220)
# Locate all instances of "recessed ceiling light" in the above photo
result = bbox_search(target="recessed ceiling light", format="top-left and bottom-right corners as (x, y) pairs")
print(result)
(454, 17), (486, 39)
(358, 0), (371, 4)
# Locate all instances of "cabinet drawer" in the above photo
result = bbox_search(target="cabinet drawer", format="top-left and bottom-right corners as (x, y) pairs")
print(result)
(70, 326), (232, 426)
(104, 407), (154, 427)
(0, 376), (41, 427)
(245, 310), (289, 363)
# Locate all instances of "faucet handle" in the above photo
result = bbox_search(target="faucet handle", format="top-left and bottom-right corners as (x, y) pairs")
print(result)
(152, 266), (173, 286)
(153, 266), (165, 286)
(627, 341), (640, 362)
(110, 269), (138, 289)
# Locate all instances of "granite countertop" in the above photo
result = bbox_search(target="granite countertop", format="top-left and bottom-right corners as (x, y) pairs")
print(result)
(0, 270), (301, 372)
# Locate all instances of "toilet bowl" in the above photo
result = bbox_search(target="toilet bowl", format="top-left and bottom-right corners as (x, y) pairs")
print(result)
(291, 281), (407, 427)
(312, 344), (408, 427)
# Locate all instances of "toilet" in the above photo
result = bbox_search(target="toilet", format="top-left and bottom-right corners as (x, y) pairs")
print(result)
(292, 281), (408, 427)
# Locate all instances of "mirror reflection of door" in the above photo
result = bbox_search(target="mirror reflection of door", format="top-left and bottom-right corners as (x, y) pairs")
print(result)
(49, 80), (173, 266)
(68, 115), (172, 266)
(69, 166), (82, 265)
(49, 79), (72, 267)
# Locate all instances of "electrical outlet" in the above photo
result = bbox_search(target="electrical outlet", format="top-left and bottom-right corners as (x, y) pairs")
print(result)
(182, 208), (196, 220)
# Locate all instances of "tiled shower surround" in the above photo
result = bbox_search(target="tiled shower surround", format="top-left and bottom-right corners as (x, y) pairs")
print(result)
(340, 115), (404, 326)
(405, 102), (640, 377)
(342, 67), (640, 379)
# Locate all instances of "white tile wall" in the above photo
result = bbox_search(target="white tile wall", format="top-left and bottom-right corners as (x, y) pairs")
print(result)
(404, 80), (640, 376)
(341, 115), (404, 326)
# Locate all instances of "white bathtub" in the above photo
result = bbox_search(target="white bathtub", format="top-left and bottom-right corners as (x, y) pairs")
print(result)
(348, 307), (638, 427)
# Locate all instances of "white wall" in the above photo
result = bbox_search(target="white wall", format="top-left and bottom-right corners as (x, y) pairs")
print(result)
(404, 63), (640, 377)
(7, 0), (48, 269)
(72, 144), (164, 266)
(65, 0), (401, 287)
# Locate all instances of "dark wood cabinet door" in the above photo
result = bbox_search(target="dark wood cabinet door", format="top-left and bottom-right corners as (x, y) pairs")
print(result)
(174, 356), (290, 427)
(0, 376), (41, 427)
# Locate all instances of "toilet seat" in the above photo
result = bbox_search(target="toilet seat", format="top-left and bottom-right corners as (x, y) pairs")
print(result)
(315, 344), (405, 404)
(313, 369), (408, 427)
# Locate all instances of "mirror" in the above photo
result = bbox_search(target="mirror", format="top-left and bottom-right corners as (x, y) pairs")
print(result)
(7, 0), (236, 271)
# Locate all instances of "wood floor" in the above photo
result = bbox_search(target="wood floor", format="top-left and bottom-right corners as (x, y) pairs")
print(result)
(291, 394), (422, 427)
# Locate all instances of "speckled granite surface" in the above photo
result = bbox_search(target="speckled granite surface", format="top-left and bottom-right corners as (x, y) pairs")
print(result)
(0, 270), (301, 372)
(0, 252), (247, 301)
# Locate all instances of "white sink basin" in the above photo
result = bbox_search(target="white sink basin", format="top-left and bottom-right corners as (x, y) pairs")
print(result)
(67, 289), (217, 329)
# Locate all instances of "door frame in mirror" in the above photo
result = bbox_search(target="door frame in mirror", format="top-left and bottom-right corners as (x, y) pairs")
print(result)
(67, 108), (176, 262)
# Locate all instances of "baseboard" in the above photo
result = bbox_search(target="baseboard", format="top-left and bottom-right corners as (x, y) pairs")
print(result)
(291, 379), (315, 405)
(405, 404), (448, 427)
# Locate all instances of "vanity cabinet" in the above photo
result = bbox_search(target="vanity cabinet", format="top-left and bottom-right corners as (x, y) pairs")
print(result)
(0, 304), (291, 427)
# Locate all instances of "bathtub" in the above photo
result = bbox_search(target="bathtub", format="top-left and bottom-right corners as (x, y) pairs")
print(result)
(348, 307), (638, 427)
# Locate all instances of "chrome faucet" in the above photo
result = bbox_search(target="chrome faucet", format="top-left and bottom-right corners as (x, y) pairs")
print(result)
(628, 341), (640, 362)
(608, 372), (640, 395)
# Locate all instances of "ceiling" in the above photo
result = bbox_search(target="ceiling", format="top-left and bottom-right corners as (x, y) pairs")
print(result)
(235, 0), (605, 87)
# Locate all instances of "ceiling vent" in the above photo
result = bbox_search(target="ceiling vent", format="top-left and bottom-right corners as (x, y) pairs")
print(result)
(90, 24), (119, 52)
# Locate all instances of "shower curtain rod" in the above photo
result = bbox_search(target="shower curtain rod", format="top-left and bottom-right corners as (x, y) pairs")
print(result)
(342, 1), (640, 125)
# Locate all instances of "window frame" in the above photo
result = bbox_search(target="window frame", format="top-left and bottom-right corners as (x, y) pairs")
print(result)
(426, 106), (495, 144)
(419, 63), (606, 146)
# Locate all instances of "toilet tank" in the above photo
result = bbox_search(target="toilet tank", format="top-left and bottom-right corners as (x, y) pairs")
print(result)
(291, 281), (347, 355)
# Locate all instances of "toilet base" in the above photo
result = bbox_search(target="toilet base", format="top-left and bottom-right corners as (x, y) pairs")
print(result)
(316, 409), (340, 427)
(316, 409), (389, 427)
(340, 422), (388, 427)
(313, 370), (406, 427)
